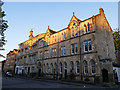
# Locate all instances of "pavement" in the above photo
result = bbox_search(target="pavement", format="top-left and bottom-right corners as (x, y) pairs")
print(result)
(13, 75), (120, 88)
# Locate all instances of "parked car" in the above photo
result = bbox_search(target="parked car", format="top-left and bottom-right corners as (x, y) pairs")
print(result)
(5, 72), (13, 77)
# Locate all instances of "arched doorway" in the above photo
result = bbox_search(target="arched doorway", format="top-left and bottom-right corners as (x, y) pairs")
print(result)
(38, 62), (41, 77)
(64, 62), (67, 79)
(28, 67), (30, 75)
(102, 69), (109, 82)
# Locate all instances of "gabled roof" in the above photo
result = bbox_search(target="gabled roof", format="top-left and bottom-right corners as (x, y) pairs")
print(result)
(44, 26), (56, 37)
(68, 12), (81, 27)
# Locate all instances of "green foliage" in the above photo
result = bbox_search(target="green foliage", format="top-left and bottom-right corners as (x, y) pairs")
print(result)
(94, 76), (100, 83)
(113, 30), (120, 51)
(84, 77), (90, 81)
(0, 1), (8, 52)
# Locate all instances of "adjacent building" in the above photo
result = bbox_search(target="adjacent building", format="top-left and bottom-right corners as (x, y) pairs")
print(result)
(8, 8), (116, 83)
(4, 49), (18, 74)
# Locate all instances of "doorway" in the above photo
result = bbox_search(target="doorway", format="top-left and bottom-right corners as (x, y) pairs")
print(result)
(28, 67), (30, 75)
(102, 69), (109, 82)
(38, 69), (41, 77)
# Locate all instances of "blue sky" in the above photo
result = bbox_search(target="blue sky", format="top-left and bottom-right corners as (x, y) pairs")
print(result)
(0, 2), (118, 61)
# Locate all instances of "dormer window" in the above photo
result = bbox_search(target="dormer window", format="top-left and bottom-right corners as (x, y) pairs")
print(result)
(87, 23), (90, 32)
(73, 23), (75, 26)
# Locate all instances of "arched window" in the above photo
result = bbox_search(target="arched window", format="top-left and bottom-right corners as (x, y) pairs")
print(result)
(47, 63), (49, 73)
(84, 24), (87, 33)
(64, 62), (67, 69)
(70, 61), (74, 73)
(84, 61), (88, 74)
(91, 60), (96, 74)
(43, 64), (46, 73)
(76, 61), (80, 74)
(87, 23), (90, 32)
(60, 62), (62, 74)
(54, 63), (57, 74)
(75, 27), (78, 36)
(51, 63), (53, 73)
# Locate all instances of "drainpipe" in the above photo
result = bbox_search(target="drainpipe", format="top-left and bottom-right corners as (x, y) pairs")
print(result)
(79, 26), (83, 81)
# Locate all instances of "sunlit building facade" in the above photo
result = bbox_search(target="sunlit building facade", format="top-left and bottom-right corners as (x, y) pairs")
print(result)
(15, 8), (116, 83)
(4, 49), (18, 74)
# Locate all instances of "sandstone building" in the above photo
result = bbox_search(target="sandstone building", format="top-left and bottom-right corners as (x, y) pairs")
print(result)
(11, 8), (116, 83)
(4, 49), (18, 74)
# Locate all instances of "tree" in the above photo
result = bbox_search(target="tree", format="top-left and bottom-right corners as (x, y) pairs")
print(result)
(0, 0), (8, 58)
(113, 28), (120, 51)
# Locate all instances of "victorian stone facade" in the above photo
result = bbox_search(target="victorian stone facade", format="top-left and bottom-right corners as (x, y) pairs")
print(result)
(13, 8), (116, 83)
(4, 49), (18, 74)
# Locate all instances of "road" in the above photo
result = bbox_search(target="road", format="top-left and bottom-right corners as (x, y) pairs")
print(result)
(2, 75), (119, 89)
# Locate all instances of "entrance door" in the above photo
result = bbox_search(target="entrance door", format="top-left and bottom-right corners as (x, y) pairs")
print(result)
(28, 67), (30, 75)
(64, 69), (67, 79)
(102, 69), (108, 82)
(38, 69), (41, 77)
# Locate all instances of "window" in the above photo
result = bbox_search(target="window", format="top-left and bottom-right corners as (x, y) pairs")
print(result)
(61, 46), (65, 56)
(71, 28), (74, 37)
(52, 48), (56, 57)
(61, 33), (63, 41)
(32, 67), (34, 73)
(88, 40), (92, 51)
(48, 38), (50, 45)
(47, 63), (49, 73)
(52, 49), (54, 57)
(45, 50), (49, 58)
(64, 32), (66, 40)
(54, 49), (56, 57)
(75, 27), (78, 36)
(84, 41), (88, 52)
(84, 24), (87, 33)
(76, 61), (80, 74)
(51, 63), (53, 73)
(71, 44), (74, 54)
(61, 47), (63, 56)
(70, 61), (74, 73)
(53, 36), (54, 43)
(55, 35), (56, 43)
(84, 61), (88, 74)
(60, 62), (62, 74)
(40, 51), (42, 59)
(91, 60), (96, 74)
(87, 23), (90, 32)
(43, 64), (46, 73)
(64, 62), (67, 69)
(75, 43), (78, 54)
(64, 46), (66, 56)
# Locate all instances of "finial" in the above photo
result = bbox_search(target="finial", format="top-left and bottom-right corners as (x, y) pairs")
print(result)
(99, 8), (104, 15)
(48, 26), (49, 29)
(73, 12), (74, 16)
(30, 28), (33, 32)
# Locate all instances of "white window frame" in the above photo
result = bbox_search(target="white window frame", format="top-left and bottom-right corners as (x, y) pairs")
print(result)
(75, 43), (78, 54)
(61, 47), (63, 56)
(64, 46), (66, 56)
(54, 49), (56, 57)
(84, 41), (88, 52)
(88, 40), (92, 52)
(71, 44), (74, 55)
